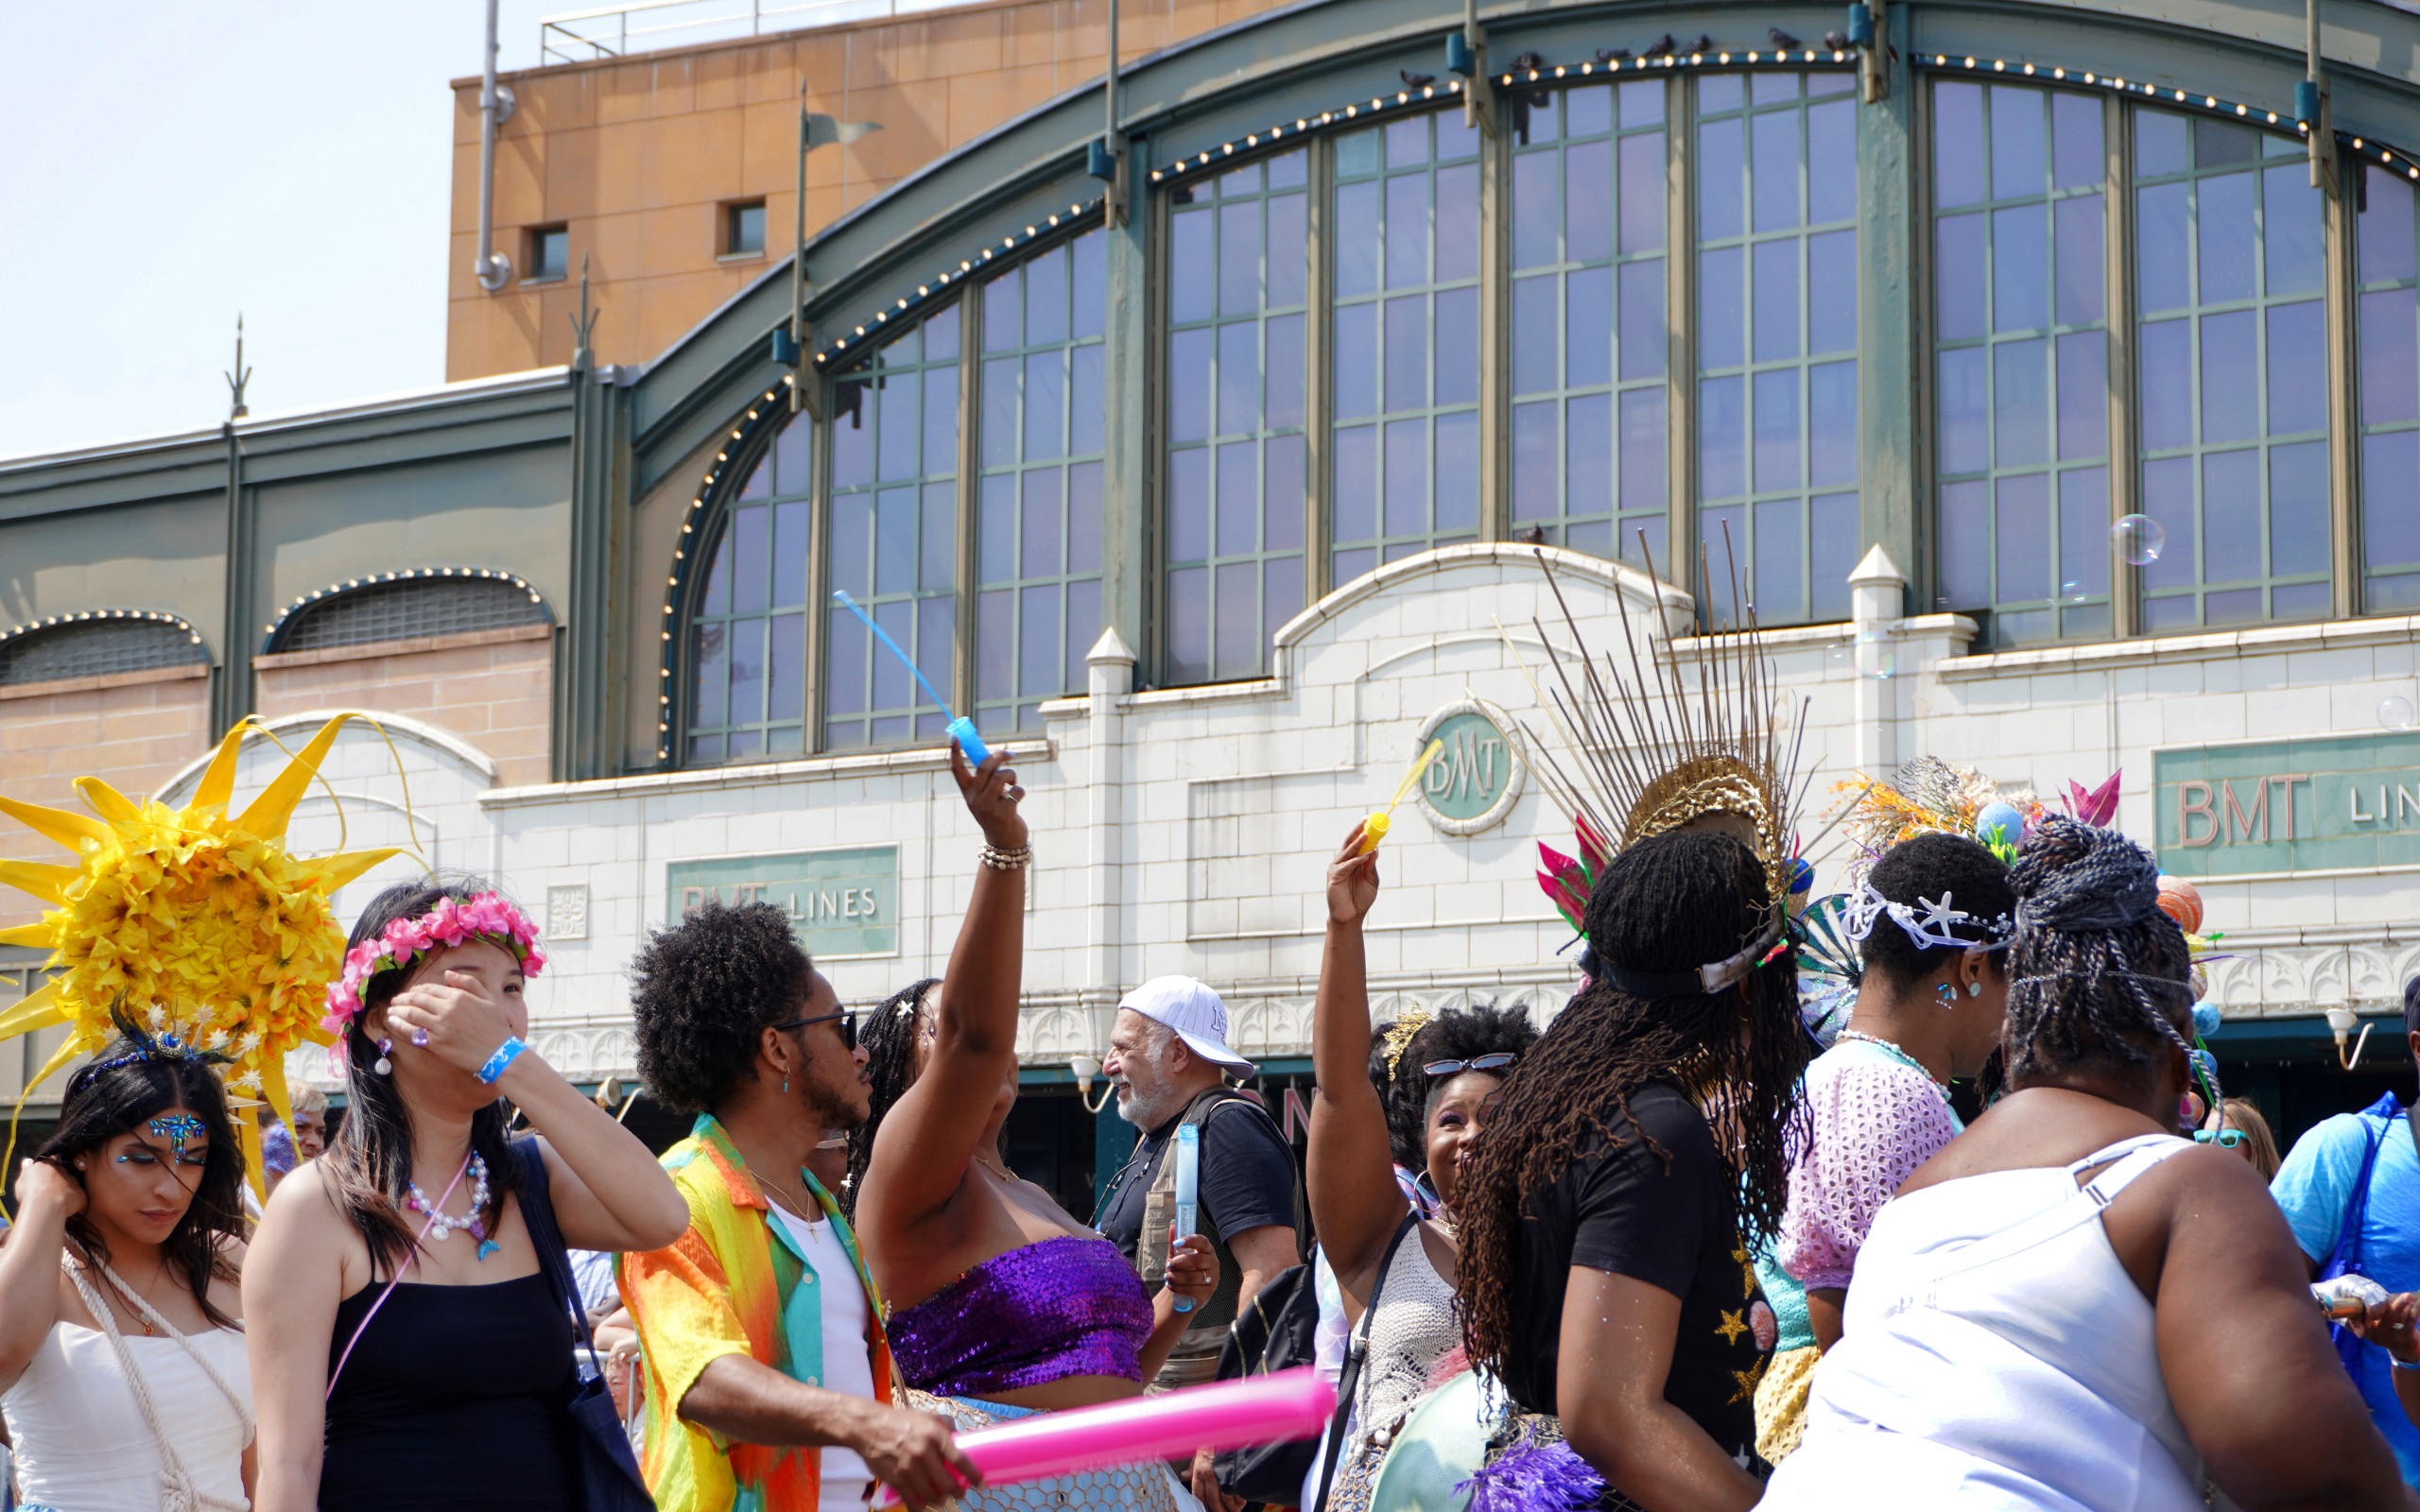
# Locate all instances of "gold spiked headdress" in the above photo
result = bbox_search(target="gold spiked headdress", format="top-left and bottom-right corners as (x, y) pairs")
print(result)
(0, 713), (398, 1192)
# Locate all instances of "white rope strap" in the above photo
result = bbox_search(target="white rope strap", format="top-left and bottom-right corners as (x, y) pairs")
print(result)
(60, 1256), (250, 1512)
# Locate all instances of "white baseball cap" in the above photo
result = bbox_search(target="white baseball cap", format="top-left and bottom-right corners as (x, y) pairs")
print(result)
(1118, 975), (1255, 1076)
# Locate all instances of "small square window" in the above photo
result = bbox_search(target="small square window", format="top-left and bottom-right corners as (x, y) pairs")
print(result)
(527, 225), (569, 283)
(725, 199), (767, 257)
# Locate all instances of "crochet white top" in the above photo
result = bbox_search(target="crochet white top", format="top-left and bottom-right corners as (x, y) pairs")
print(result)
(3, 1320), (251, 1512)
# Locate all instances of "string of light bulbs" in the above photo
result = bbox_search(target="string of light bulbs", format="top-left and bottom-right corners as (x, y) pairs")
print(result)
(260, 567), (547, 651)
(0, 608), (206, 656)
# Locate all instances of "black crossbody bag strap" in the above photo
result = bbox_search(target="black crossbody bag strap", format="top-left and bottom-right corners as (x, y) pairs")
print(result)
(1310, 1212), (1420, 1512)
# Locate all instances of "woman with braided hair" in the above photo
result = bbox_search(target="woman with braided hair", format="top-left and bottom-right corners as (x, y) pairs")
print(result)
(1454, 827), (1811, 1512)
(1762, 816), (2410, 1510)
(840, 976), (941, 1218)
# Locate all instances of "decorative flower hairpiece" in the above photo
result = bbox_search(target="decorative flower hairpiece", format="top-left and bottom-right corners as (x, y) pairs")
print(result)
(1841, 880), (2014, 954)
(320, 892), (545, 1035)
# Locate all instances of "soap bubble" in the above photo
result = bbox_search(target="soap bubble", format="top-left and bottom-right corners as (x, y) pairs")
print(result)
(2113, 514), (2166, 566)
(2060, 578), (2089, 604)
(2381, 695), (2416, 731)
(1855, 626), (1896, 680)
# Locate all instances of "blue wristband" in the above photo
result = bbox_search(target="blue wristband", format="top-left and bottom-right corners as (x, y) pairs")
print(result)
(477, 1036), (528, 1085)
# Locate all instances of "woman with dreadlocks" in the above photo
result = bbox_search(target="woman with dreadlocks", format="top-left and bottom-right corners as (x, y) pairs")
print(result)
(1762, 816), (2408, 1510)
(1454, 827), (1809, 1512)
(1751, 831), (2014, 1463)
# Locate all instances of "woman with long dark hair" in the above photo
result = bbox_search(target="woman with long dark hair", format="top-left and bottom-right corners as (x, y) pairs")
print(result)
(1454, 828), (1809, 1512)
(1762, 816), (2408, 1510)
(0, 1021), (254, 1511)
(243, 877), (686, 1512)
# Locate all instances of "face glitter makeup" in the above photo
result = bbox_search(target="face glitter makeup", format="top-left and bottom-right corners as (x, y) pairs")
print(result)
(147, 1113), (206, 1160)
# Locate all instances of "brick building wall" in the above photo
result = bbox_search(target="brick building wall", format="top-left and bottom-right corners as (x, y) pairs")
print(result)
(0, 663), (214, 929)
(251, 624), (556, 788)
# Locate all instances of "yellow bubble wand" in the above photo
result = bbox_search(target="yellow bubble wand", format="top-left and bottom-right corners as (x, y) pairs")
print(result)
(1359, 739), (1445, 853)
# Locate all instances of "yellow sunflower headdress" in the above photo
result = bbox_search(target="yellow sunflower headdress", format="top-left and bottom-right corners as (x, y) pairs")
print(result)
(0, 713), (398, 1194)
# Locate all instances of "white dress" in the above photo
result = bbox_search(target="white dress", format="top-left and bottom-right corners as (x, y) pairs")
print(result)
(1762, 1133), (2219, 1512)
(1, 1265), (252, 1512)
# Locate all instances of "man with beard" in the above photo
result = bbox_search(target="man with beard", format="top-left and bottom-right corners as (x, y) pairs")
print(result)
(620, 901), (977, 1512)
(1096, 977), (1302, 1505)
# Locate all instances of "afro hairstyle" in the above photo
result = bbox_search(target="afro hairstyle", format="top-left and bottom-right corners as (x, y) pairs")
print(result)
(630, 900), (815, 1115)
(1379, 1001), (1541, 1167)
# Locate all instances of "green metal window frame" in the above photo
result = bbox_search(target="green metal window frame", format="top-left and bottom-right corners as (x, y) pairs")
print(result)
(1163, 147), (1312, 685)
(1329, 106), (1487, 579)
(2132, 106), (2332, 632)
(684, 417), (814, 764)
(824, 304), (963, 750)
(1692, 70), (1862, 629)
(977, 229), (1111, 732)
(1507, 77), (1671, 570)
(1930, 78), (2117, 647)
(2356, 164), (2420, 611)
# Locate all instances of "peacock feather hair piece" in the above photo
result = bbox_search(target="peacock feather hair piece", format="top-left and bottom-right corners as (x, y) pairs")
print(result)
(0, 713), (399, 1194)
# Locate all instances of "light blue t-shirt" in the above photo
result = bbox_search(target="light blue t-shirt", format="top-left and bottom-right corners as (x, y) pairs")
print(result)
(2272, 1098), (2420, 1486)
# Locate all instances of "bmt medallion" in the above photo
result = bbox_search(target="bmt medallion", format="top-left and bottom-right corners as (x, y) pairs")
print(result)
(1411, 699), (1527, 836)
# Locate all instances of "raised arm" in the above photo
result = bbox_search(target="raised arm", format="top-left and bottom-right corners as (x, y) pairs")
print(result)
(864, 746), (1030, 1225)
(385, 967), (687, 1253)
(1307, 821), (1409, 1309)
(0, 1159), (77, 1392)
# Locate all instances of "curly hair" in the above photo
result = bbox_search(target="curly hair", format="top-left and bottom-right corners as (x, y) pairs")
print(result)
(2001, 816), (2196, 1087)
(1858, 832), (2015, 987)
(1378, 1002), (1541, 1168)
(842, 976), (939, 1217)
(630, 901), (814, 1117)
(1456, 829), (1809, 1370)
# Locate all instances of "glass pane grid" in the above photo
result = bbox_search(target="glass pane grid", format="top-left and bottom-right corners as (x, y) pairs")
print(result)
(687, 418), (814, 766)
(1167, 148), (1310, 684)
(977, 231), (1109, 732)
(825, 307), (962, 749)
(2133, 107), (2330, 631)
(1331, 109), (1486, 583)
(1694, 70), (1862, 628)
(1508, 78), (1671, 571)
(1931, 80), (2114, 647)
(2358, 166), (2420, 610)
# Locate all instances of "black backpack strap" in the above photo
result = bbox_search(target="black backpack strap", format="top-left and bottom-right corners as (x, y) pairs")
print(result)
(1311, 1213), (1420, 1512)
(511, 1137), (606, 1371)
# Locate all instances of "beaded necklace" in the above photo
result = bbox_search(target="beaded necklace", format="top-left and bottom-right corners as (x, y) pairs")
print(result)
(406, 1152), (499, 1260)
(1837, 1028), (1953, 1103)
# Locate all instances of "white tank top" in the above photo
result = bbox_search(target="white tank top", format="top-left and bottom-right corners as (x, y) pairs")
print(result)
(1763, 1133), (2219, 1512)
(2, 1321), (252, 1512)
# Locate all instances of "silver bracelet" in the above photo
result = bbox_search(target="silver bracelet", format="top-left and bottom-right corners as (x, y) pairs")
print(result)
(979, 842), (1032, 871)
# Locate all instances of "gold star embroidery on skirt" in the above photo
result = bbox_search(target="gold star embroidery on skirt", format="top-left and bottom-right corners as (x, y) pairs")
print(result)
(1716, 1308), (1749, 1346)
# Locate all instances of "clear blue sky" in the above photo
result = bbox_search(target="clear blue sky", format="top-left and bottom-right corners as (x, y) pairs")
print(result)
(0, 1), (580, 460)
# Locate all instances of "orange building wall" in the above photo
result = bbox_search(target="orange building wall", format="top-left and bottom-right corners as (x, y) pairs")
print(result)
(251, 625), (556, 788)
(0, 664), (214, 929)
(446, 0), (1283, 379)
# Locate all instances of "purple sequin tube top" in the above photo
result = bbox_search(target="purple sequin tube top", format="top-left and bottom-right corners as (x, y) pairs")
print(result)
(888, 1234), (1153, 1398)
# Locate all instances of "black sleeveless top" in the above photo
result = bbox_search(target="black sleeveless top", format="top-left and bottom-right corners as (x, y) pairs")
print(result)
(322, 1223), (578, 1510)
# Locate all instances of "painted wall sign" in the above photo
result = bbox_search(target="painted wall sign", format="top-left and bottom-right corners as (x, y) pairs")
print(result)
(2153, 734), (2420, 877)
(1412, 699), (1527, 835)
(666, 846), (900, 957)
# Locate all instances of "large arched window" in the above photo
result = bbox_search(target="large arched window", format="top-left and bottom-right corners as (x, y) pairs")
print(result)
(977, 230), (1107, 731)
(1509, 78), (1668, 567)
(2133, 107), (2329, 629)
(1166, 148), (1309, 684)
(2359, 166), (2420, 610)
(268, 571), (549, 655)
(686, 418), (813, 764)
(1694, 71), (1860, 627)
(1330, 108), (1483, 577)
(825, 308), (961, 749)
(1931, 81), (2113, 644)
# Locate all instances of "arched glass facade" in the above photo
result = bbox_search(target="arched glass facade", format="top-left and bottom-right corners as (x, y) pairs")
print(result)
(666, 27), (2420, 766)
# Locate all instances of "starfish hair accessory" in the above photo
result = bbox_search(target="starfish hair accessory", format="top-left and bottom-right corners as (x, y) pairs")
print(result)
(1841, 880), (2015, 953)
(321, 892), (546, 1036)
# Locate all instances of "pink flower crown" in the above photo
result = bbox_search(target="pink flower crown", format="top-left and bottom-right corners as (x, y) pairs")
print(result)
(321, 891), (547, 1035)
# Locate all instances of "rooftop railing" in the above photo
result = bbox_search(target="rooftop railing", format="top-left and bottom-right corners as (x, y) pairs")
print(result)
(538, 0), (920, 63)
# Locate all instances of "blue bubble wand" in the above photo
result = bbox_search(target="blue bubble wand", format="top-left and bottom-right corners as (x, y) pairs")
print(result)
(830, 590), (991, 765)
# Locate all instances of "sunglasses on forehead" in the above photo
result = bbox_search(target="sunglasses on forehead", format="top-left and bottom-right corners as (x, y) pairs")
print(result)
(774, 1009), (860, 1051)
(2194, 1127), (2247, 1148)
(1423, 1053), (1517, 1078)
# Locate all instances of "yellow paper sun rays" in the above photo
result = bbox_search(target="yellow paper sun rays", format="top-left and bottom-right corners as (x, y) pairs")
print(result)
(0, 713), (400, 1198)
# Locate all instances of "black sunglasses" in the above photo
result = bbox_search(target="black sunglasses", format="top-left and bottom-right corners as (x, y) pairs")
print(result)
(774, 1009), (858, 1051)
(1424, 1053), (1517, 1078)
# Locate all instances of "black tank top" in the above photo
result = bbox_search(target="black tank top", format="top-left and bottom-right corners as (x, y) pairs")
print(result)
(323, 1259), (577, 1509)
